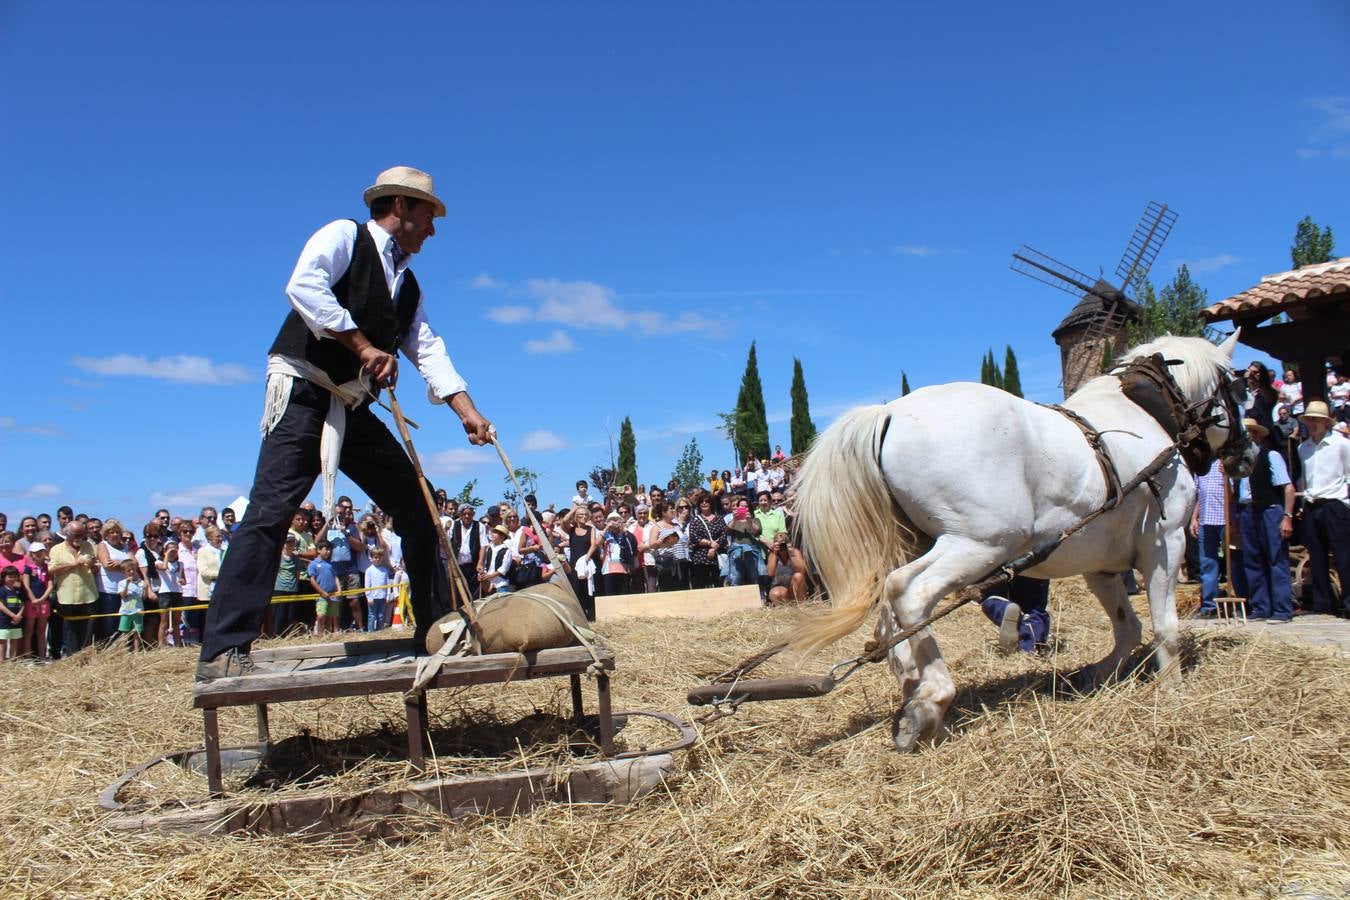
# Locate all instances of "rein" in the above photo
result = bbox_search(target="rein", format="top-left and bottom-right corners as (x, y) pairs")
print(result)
(692, 355), (1238, 717)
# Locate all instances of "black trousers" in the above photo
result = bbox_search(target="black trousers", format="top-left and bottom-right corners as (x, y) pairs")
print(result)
(1302, 500), (1350, 613)
(201, 380), (449, 660)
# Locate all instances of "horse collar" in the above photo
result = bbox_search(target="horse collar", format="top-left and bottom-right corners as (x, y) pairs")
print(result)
(1115, 354), (1214, 474)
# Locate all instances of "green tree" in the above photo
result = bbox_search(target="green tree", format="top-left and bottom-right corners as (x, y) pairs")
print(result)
(588, 465), (615, 496)
(733, 342), (770, 464)
(502, 466), (539, 508)
(454, 479), (484, 509)
(615, 416), (637, 490)
(901, 372), (912, 396)
(1292, 215), (1336, 268)
(1124, 268), (1207, 345)
(1002, 345), (1023, 398)
(1100, 341), (1115, 373)
(980, 349), (1003, 388)
(671, 437), (705, 495)
(788, 357), (817, 455)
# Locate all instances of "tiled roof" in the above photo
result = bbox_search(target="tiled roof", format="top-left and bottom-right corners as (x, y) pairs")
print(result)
(1203, 257), (1350, 321)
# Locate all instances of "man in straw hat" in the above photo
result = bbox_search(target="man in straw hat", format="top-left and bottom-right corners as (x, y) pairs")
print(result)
(1234, 417), (1295, 623)
(197, 167), (493, 680)
(1295, 399), (1350, 616)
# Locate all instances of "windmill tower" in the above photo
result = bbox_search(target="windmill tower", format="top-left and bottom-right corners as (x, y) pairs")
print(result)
(1011, 202), (1178, 397)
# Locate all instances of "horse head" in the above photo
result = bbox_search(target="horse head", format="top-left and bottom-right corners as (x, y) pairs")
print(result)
(1124, 332), (1257, 479)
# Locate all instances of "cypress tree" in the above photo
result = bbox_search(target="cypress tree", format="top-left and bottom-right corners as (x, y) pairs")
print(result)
(1002, 345), (1023, 397)
(734, 342), (770, 464)
(789, 357), (817, 455)
(616, 416), (637, 489)
(901, 372), (911, 396)
(981, 349), (1003, 388)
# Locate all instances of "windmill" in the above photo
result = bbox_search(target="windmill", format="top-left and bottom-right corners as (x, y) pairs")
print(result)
(1011, 201), (1178, 397)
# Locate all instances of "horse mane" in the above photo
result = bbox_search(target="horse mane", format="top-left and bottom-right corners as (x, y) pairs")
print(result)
(1071, 335), (1227, 404)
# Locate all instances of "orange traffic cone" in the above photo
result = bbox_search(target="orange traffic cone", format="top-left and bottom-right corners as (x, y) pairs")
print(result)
(390, 582), (406, 629)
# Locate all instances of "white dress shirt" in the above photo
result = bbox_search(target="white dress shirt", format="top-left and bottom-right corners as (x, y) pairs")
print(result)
(1298, 430), (1350, 504)
(285, 219), (468, 403)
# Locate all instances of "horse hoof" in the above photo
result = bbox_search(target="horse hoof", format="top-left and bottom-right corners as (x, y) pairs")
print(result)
(892, 710), (922, 753)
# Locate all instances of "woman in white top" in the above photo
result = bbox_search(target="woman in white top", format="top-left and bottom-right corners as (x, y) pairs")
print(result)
(650, 502), (684, 592)
(95, 518), (133, 642)
(196, 526), (226, 602)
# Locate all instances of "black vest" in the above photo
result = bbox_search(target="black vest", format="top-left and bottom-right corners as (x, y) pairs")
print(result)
(269, 221), (421, 385)
(451, 521), (481, 562)
(1249, 447), (1281, 510)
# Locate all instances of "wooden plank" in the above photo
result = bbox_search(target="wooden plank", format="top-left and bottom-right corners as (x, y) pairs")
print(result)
(595, 584), (763, 622)
(194, 645), (615, 709)
(105, 754), (676, 836)
(249, 636), (418, 664)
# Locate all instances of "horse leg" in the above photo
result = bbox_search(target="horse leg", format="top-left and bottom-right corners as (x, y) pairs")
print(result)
(882, 536), (1008, 752)
(1077, 571), (1144, 690)
(1140, 530), (1185, 689)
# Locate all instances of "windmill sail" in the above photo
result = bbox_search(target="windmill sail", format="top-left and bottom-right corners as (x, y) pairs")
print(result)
(1115, 201), (1177, 295)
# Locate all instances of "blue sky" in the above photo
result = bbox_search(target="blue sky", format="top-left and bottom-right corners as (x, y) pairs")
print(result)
(2, 1), (1347, 523)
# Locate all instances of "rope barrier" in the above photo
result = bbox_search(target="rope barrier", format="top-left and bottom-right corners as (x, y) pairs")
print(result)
(57, 582), (411, 622)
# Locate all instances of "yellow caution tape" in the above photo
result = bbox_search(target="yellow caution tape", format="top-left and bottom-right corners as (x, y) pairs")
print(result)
(58, 582), (411, 622)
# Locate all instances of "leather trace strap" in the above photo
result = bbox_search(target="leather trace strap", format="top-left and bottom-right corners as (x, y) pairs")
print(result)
(1044, 403), (1125, 509)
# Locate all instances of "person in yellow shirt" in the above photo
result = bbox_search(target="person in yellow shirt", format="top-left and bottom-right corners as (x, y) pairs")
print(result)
(48, 520), (99, 656)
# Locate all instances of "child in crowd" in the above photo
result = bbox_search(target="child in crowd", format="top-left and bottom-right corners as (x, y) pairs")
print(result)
(364, 546), (391, 632)
(116, 558), (147, 651)
(1, 566), (25, 659)
(272, 534), (300, 637)
(308, 540), (339, 635)
(22, 543), (52, 661)
(155, 540), (184, 647)
(479, 525), (513, 597)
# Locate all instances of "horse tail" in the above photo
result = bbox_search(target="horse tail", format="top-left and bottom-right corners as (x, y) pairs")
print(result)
(790, 403), (917, 653)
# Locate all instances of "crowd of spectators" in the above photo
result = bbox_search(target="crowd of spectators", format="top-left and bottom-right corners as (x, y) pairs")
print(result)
(0, 448), (803, 661)
(1187, 362), (1350, 623)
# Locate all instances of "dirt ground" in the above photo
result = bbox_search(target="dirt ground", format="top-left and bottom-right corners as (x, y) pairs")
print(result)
(1, 578), (1346, 898)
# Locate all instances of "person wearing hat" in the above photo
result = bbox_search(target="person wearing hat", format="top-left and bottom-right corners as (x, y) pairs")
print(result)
(1235, 417), (1296, 623)
(1296, 400), (1350, 615)
(479, 524), (513, 597)
(197, 167), (494, 681)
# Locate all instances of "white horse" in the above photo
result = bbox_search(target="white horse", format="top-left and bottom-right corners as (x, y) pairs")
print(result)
(791, 334), (1257, 751)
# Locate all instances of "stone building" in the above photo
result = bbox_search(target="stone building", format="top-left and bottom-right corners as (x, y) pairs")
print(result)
(1051, 279), (1142, 398)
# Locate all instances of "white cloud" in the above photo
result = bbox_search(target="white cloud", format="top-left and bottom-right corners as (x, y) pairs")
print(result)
(73, 354), (254, 385)
(1180, 253), (1242, 274)
(426, 447), (492, 476)
(519, 429), (568, 452)
(0, 483), (62, 500)
(1298, 97), (1350, 160)
(480, 277), (725, 339)
(892, 245), (940, 257)
(524, 329), (576, 354)
(0, 416), (67, 438)
(471, 273), (505, 290)
(149, 482), (243, 511)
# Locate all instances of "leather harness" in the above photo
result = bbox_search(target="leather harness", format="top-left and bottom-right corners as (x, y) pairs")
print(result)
(1045, 353), (1231, 513)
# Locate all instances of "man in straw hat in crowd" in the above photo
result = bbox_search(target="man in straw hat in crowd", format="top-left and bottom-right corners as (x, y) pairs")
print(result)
(196, 167), (494, 681)
(1234, 417), (1295, 623)
(1296, 400), (1350, 617)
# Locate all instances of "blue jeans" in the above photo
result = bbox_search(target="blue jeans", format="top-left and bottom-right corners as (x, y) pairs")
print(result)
(1197, 523), (1224, 612)
(1238, 505), (1292, 620)
(727, 545), (760, 587)
(366, 597), (387, 632)
(980, 597), (1050, 652)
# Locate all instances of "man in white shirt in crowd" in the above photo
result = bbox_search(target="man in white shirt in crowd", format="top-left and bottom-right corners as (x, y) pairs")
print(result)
(1296, 400), (1350, 616)
(198, 167), (493, 680)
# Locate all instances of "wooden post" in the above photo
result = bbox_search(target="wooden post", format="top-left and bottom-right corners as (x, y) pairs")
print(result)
(405, 691), (426, 772)
(202, 708), (223, 798)
(595, 673), (615, 757)
(255, 704), (271, 745)
(570, 674), (584, 724)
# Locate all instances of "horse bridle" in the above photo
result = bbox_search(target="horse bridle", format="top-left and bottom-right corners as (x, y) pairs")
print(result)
(1179, 363), (1250, 474)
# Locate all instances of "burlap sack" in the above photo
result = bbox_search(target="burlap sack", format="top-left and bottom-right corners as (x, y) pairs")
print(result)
(425, 578), (590, 656)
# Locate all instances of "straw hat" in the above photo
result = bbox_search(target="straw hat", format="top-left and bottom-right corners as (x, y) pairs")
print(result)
(363, 166), (446, 217)
(1241, 417), (1268, 438)
(1300, 400), (1334, 422)
(491, 524), (509, 537)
